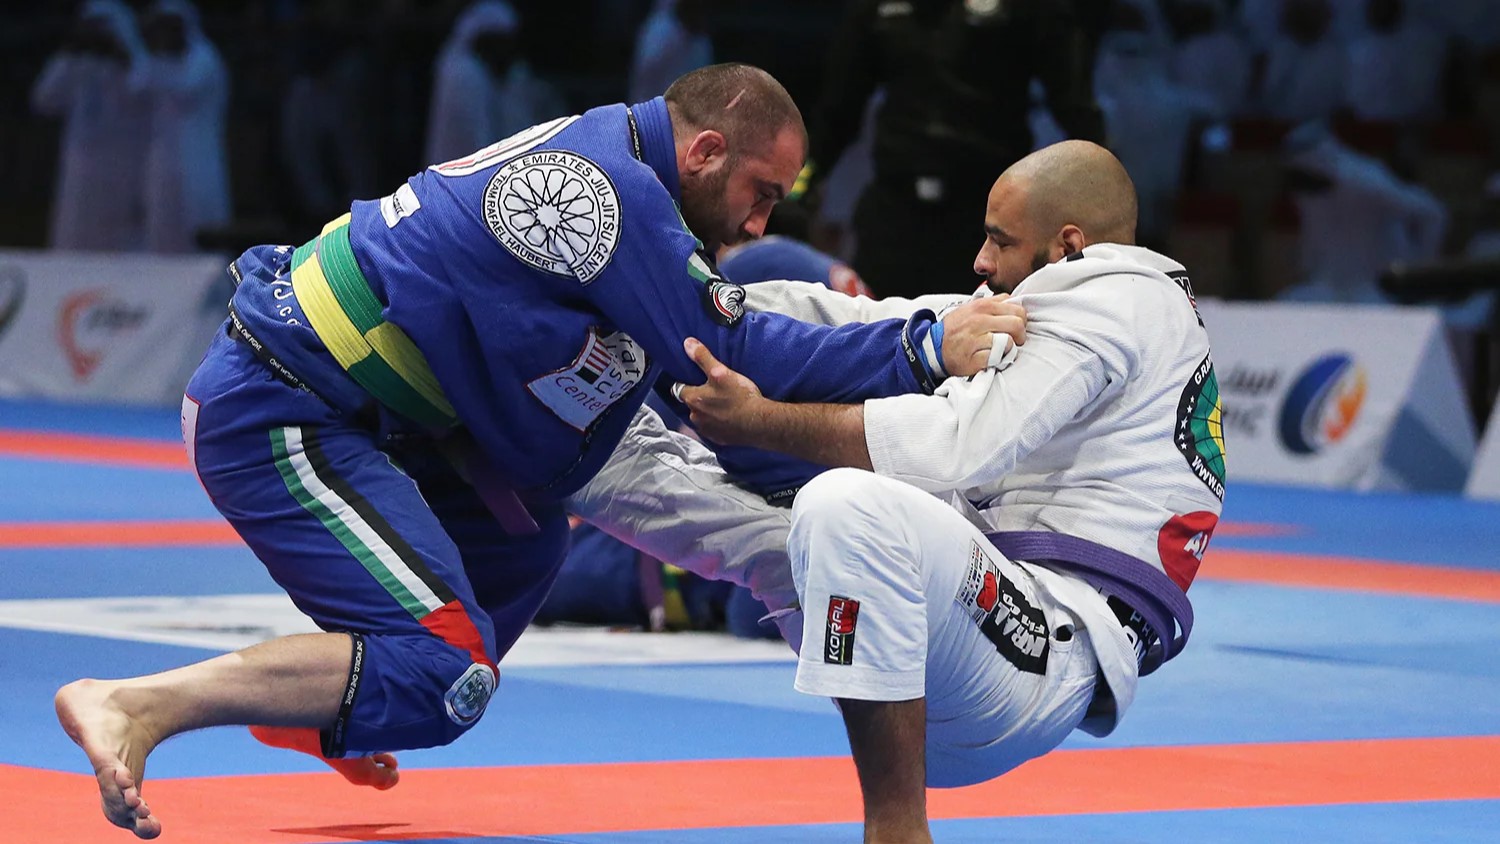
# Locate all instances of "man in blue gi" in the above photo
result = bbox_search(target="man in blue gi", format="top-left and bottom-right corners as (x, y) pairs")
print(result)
(54, 62), (1024, 839)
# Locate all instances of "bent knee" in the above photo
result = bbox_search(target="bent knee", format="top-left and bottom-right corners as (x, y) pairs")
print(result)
(791, 468), (881, 523)
(345, 634), (498, 754)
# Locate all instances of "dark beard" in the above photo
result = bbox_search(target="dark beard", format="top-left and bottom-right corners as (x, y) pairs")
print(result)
(1031, 246), (1051, 275)
(679, 164), (733, 252)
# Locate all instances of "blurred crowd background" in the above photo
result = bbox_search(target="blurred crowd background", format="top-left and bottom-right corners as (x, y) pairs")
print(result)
(7, 0), (1500, 303)
(7, 0), (1500, 634)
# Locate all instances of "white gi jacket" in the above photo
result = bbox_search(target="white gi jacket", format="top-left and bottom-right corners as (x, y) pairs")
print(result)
(568, 243), (1225, 734)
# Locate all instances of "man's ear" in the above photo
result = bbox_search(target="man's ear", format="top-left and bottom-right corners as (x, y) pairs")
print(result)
(1058, 224), (1088, 257)
(683, 129), (729, 176)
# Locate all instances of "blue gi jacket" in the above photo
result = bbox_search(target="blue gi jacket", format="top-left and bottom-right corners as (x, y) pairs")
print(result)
(231, 98), (931, 495)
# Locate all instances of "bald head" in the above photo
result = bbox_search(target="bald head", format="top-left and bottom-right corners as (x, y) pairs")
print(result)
(974, 141), (1139, 291)
(1001, 140), (1138, 245)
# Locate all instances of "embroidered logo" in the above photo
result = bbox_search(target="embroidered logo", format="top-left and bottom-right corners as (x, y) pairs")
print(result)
(444, 663), (496, 726)
(957, 541), (1049, 674)
(484, 150), (621, 284)
(824, 596), (860, 665)
(1176, 353), (1227, 500)
(527, 328), (648, 431)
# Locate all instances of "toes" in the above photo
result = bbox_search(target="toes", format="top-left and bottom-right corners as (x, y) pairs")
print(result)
(135, 815), (163, 839)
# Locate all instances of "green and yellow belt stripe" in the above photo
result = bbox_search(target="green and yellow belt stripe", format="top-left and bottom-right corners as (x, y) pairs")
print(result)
(291, 213), (458, 429)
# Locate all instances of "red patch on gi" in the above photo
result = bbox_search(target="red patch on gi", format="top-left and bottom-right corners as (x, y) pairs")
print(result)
(976, 571), (999, 612)
(1158, 511), (1219, 591)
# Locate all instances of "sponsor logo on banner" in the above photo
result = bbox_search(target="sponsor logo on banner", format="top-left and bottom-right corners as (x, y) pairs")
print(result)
(527, 328), (647, 431)
(0, 266), (25, 343)
(1157, 511), (1218, 590)
(1175, 353), (1227, 500)
(444, 662), (496, 726)
(1278, 353), (1367, 455)
(956, 541), (1049, 674)
(824, 596), (860, 665)
(56, 289), (149, 381)
(483, 150), (620, 284)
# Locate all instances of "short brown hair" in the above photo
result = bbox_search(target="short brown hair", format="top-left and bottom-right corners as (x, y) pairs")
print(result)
(664, 63), (807, 160)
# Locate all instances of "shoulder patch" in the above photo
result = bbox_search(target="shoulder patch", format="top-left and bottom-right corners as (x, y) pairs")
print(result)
(704, 280), (746, 326)
(1175, 353), (1227, 500)
(686, 248), (744, 327)
(483, 150), (621, 284)
(1167, 270), (1204, 327)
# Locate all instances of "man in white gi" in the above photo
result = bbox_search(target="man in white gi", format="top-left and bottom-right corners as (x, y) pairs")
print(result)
(569, 140), (1225, 842)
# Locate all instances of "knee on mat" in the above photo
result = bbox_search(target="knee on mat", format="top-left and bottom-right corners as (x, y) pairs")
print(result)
(351, 634), (499, 752)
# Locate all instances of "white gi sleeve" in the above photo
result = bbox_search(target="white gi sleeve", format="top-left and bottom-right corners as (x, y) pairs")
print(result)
(744, 279), (968, 326)
(863, 281), (1142, 491)
(565, 405), (799, 615)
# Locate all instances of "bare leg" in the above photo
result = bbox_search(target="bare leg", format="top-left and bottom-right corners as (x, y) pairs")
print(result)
(55, 632), (354, 839)
(839, 697), (933, 844)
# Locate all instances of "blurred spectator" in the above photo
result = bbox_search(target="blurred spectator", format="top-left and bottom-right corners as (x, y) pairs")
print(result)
(1168, 0), (1252, 122)
(1095, 6), (1216, 248)
(628, 0), (712, 103)
(1279, 122), (1447, 304)
(134, 0), (231, 253)
(30, 1), (148, 252)
(1345, 0), (1448, 123)
(424, 1), (567, 165)
(1252, 0), (1347, 123)
(803, 0), (1105, 299)
(279, 21), (377, 227)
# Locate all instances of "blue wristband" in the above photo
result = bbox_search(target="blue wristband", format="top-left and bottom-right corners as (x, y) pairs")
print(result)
(929, 317), (946, 377)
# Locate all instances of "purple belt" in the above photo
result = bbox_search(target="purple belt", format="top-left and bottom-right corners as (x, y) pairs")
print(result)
(986, 531), (1193, 676)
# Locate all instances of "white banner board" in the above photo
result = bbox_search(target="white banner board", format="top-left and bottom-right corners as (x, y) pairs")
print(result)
(1467, 400), (1500, 500)
(1199, 300), (1475, 491)
(0, 250), (227, 406)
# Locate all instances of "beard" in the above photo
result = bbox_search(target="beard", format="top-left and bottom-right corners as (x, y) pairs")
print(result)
(678, 164), (734, 253)
(1031, 246), (1051, 275)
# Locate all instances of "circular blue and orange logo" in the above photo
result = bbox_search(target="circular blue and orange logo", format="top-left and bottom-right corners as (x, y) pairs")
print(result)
(1278, 354), (1368, 455)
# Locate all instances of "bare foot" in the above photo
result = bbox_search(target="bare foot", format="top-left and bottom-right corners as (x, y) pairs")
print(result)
(55, 679), (163, 839)
(248, 725), (400, 790)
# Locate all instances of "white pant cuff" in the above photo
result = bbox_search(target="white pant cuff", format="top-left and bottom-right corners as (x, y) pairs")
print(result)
(794, 662), (925, 701)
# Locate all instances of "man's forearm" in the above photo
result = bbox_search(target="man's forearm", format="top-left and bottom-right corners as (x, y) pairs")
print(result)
(749, 398), (873, 471)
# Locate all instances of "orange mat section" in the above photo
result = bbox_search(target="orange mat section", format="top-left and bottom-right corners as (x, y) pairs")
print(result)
(12, 736), (1499, 843)
(0, 519), (239, 548)
(1203, 549), (1500, 604)
(0, 430), (189, 470)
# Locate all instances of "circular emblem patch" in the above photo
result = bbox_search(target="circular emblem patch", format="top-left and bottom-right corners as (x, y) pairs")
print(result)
(483, 150), (621, 284)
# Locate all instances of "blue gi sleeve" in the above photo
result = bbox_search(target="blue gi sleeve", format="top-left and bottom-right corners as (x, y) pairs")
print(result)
(580, 165), (937, 403)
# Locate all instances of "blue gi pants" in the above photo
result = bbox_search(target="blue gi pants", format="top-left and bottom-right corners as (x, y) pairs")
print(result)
(184, 327), (568, 756)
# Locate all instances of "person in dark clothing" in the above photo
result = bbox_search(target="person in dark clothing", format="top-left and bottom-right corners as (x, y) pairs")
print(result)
(803, 0), (1105, 298)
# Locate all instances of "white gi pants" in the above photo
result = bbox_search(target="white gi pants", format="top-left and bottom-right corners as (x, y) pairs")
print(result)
(788, 468), (1125, 787)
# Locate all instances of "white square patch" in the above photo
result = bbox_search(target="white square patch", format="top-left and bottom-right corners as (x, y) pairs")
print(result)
(527, 328), (647, 431)
(379, 183), (422, 228)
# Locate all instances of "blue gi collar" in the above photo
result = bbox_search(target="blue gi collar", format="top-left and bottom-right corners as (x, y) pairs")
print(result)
(628, 96), (681, 203)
